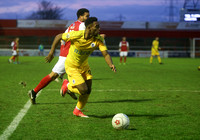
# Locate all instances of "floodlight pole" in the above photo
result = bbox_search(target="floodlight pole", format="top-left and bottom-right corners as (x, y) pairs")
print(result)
(192, 38), (195, 58)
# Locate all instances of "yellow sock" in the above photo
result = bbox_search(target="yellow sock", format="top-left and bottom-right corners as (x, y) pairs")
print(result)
(9, 56), (14, 60)
(157, 56), (161, 63)
(150, 56), (153, 63)
(77, 94), (90, 109)
(68, 84), (81, 95)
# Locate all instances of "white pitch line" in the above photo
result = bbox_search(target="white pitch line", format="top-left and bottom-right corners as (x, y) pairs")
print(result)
(0, 91), (41, 140)
(45, 88), (200, 93)
(0, 100), (31, 140)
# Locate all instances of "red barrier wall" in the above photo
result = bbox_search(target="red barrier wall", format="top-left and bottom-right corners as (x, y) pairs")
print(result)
(0, 20), (17, 28)
(0, 20), (199, 38)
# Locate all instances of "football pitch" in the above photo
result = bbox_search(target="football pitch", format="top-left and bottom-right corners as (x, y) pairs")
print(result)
(0, 56), (200, 139)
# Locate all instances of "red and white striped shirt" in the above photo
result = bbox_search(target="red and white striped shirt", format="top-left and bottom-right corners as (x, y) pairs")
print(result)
(11, 41), (17, 51)
(59, 20), (85, 57)
(119, 41), (129, 51)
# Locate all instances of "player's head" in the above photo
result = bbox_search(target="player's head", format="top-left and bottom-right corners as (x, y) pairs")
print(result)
(155, 37), (159, 40)
(77, 8), (90, 22)
(15, 37), (19, 42)
(122, 37), (126, 41)
(84, 17), (100, 39)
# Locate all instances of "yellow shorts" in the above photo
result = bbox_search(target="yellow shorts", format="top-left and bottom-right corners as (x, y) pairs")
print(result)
(151, 50), (160, 56)
(65, 64), (92, 86)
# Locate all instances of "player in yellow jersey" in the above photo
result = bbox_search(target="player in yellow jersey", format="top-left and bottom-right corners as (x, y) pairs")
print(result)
(150, 37), (163, 64)
(47, 17), (116, 117)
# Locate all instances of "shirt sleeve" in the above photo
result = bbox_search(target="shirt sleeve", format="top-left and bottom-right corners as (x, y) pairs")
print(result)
(119, 42), (122, 47)
(64, 28), (69, 33)
(79, 23), (86, 30)
(62, 31), (83, 42)
(127, 42), (129, 47)
(11, 42), (14, 47)
(98, 41), (108, 52)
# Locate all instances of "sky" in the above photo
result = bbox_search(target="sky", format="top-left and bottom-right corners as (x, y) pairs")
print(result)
(0, 0), (187, 22)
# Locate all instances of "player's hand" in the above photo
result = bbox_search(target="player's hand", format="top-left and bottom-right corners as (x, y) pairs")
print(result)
(45, 53), (54, 63)
(110, 64), (117, 72)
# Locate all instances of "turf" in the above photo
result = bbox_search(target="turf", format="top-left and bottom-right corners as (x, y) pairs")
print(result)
(0, 56), (200, 139)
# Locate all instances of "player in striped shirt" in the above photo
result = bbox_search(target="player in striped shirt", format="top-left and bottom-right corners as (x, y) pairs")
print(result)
(28, 8), (90, 104)
(9, 37), (19, 64)
(119, 37), (129, 65)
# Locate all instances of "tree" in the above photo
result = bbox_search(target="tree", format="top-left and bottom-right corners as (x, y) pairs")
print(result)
(27, 0), (63, 19)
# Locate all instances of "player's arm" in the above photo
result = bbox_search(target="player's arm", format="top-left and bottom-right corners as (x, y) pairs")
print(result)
(119, 42), (121, 52)
(101, 50), (116, 72)
(127, 42), (129, 52)
(45, 33), (62, 63)
(62, 31), (83, 42)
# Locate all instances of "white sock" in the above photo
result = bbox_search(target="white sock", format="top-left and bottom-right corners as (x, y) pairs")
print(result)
(76, 106), (80, 110)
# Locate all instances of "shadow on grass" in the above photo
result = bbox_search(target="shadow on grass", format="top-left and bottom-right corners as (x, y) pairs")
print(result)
(92, 78), (112, 81)
(89, 113), (172, 120)
(35, 102), (75, 105)
(35, 99), (153, 105)
(88, 99), (154, 104)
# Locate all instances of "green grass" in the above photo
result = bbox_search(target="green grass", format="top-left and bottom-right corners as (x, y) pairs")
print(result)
(0, 56), (200, 140)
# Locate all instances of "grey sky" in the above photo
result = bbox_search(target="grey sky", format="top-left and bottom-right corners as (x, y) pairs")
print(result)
(0, 0), (186, 22)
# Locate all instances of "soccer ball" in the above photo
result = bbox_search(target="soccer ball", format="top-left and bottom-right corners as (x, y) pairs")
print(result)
(198, 66), (200, 71)
(112, 113), (130, 130)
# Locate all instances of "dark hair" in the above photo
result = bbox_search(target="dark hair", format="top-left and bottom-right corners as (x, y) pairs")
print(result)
(85, 17), (98, 27)
(76, 8), (89, 18)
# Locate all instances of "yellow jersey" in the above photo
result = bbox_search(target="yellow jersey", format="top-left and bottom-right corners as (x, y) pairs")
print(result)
(151, 40), (159, 51)
(62, 30), (107, 67)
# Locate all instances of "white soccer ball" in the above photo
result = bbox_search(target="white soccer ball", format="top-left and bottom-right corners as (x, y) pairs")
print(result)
(112, 113), (130, 130)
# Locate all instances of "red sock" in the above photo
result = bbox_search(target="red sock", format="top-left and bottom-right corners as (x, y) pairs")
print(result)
(120, 57), (122, 63)
(34, 75), (52, 94)
(124, 57), (127, 63)
(12, 56), (16, 61)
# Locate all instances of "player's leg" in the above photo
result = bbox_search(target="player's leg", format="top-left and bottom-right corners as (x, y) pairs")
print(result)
(12, 55), (17, 64)
(66, 67), (92, 117)
(9, 56), (14, 63)
(155, 51), (162, 64)
(123, 57), (126, 64)
(119, 52), (123, 64)
(29, 56), (66, 104)
(150, 53), (154, 64)
(12, 56), (16, 62)
(16, 53), (19, 63)
(67, 82), (89, 117)
(28, 71), (59, 104)
(12, 51), (18, 63)
(76, 79), (92, 108)
(150, 55), (153, 64)
(10, 51), (16, 63)
(62, 64), (87, 98)
(150, 49), (156, 64)
(157, 55), (162, 64)
(9, 56), (14, 60)
(60, 79), (78, 100)
(124, 52), (128, 64)
(73, 80), (91, 118)
(35, 72), (58, 93)
(120, 57), (123, 64)
(66, 76), (87, 98)
(73, 68), (92, 117)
